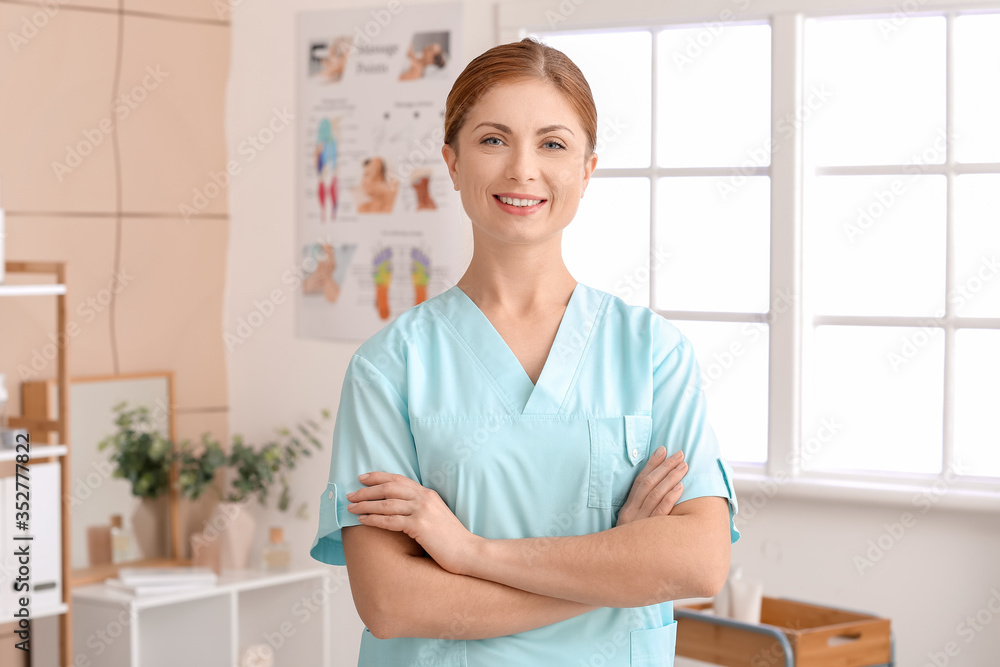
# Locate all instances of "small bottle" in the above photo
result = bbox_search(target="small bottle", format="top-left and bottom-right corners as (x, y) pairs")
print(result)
(262, 527), (291, 571)
(110, 514), (137, 564)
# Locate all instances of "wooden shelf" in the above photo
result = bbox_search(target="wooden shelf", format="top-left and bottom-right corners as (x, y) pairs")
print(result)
(0, 284), (66, 297)
(2, 260), (72, 666)
(0, 444), (67, 462)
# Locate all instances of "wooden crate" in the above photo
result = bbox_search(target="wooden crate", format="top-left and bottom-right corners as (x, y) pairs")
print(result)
(676, 597), (892, 667)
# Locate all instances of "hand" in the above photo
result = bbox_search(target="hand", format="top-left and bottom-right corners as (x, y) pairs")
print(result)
(346, 472), (479, 575)
(616, 447), (687, 527)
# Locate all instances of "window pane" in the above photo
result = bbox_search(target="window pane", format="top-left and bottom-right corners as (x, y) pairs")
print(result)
(656, 23), (771, 168)
(564, 178), (650, 307)
(804, 174), (946, 316)
(955, 329), (1000, 477)
(954, 13), (1000, 163)
(655, 176), (770, 313)
(953, 175), (1000, 318)
(674, 320), (769, 464)
(804, 325), (943, 474)
(804, 16), (946, 166)
(535, 30), (652, 169)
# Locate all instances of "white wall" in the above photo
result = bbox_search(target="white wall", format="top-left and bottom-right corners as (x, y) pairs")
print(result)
(225, 2), (1000, 666)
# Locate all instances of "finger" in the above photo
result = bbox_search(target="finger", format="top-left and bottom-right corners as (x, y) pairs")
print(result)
(347, 479), (419, 502)
(357, 471), (407, 486)
(623, 446), (668, 506)
(347, 498), (413, 516)
(642, 463), (687, 515)
(650, 482), (684, 517)
(357, 513), (408, 532)
(629, 450), (681, 508)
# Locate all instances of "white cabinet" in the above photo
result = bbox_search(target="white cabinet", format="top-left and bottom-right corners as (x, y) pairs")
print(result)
(0, 461), (63, 618)
(71, 568), (332, 667)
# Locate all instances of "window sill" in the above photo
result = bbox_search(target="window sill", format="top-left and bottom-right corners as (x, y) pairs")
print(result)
(732, 468), (1000, 514)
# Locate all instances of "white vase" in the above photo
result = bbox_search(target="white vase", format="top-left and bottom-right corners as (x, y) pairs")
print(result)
(207, 501), (256, 570)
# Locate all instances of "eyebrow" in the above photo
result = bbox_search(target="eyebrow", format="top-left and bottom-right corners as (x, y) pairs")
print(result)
(473, 122), (576, 137)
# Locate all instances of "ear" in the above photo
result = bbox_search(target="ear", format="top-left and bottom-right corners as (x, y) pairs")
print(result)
(441, 144), (460, 191)
(580, 152), (598, 198)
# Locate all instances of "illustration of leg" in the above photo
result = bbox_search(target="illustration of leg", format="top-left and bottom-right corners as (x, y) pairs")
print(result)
(317, 177), (327, 221)
(373, 248), (393, 320)
(330, 175), (338, 219)
(411, 248), (430, 305)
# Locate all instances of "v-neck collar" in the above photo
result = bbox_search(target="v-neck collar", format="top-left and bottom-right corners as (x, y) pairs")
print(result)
(434, 282), (608, 416)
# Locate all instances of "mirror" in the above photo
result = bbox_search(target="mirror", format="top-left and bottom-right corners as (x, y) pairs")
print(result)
(66, 372), (180, 582)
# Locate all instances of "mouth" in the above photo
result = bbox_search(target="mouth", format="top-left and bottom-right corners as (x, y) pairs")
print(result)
(493, 194), (547, 215)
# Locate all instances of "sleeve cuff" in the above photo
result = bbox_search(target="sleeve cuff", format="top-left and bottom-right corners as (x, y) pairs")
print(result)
(309, 481), (363, 566)
(677, 458), (741, 544)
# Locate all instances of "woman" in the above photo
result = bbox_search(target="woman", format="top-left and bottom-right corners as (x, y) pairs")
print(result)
(311, 38), (739, 666)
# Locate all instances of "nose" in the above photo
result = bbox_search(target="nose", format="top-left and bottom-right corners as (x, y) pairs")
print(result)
(505, 144), (539, 183)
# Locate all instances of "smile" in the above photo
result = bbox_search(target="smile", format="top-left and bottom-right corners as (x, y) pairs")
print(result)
(496, 195), (543, 207)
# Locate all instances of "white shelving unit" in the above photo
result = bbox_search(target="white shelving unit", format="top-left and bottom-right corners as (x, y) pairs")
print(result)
(1, 261), (73, 665)
(71, 567), (332, 667)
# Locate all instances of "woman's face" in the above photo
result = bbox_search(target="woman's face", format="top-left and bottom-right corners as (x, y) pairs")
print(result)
(442, 78), (598, 248)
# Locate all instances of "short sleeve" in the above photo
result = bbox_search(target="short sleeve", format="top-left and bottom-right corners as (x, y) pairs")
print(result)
(651, 331), (740, 543)
(310, 354), (420, 566)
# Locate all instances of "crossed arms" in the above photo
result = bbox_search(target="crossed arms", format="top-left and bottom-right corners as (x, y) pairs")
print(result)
(341, 448), (732, 640)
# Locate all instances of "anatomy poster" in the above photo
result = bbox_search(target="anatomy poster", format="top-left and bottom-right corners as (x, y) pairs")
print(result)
(295, 3), (463, 341)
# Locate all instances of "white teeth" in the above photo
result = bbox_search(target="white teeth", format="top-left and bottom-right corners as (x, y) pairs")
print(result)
(498, 196), (542, 207)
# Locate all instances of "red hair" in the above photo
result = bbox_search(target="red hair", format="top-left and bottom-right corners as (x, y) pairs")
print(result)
(444, 37), (598, 157)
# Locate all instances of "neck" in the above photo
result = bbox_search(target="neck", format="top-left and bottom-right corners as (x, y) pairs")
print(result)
(456, 233), (576, 314)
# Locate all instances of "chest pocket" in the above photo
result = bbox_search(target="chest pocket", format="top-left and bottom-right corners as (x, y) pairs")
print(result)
(588, 415), (652, 510)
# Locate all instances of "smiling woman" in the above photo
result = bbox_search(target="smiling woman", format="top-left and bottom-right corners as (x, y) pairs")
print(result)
(310, 37), (739, 666)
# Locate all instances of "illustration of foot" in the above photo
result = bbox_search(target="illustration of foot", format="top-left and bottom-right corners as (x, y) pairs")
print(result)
(303, 244), (335, 294)
(411, 173), (436, 210)
(411, 248), (430, 305)
(373, 248), (393, 320)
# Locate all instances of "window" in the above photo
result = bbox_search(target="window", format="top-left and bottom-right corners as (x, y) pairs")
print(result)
(503, 0), (1000, 506)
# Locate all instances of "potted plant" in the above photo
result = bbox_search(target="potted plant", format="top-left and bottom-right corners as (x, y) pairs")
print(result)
(101, 403), (331, 569)
(97, 401), (175, 560)
(176, 409), (331, 569)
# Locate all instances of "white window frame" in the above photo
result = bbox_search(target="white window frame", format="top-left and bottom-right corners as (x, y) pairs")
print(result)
(499, 0), (1000, 511)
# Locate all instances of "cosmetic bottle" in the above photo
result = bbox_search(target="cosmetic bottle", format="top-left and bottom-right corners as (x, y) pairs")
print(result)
(110, 514), (138, 563)
(262, 527), (291, 571)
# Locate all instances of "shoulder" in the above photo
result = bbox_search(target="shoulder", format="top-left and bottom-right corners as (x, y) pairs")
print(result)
(349, 287), (453, 387)
(579, 283), (686, 359)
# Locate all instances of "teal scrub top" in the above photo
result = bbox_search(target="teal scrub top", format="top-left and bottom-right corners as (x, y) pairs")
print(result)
(311, 282), (740, 667)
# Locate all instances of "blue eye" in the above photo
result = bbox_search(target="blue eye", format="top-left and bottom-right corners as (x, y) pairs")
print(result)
(543, 140), (566, 150)
(482, 136), (503, 146)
